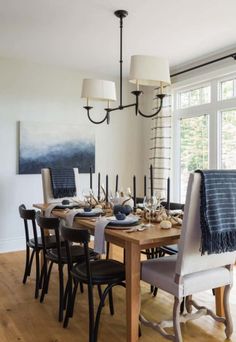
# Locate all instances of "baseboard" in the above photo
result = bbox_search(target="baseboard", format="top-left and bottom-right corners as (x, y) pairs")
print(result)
(0, 237), (26, 253)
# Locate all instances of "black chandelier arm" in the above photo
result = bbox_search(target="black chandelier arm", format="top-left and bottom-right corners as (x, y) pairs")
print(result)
(84, 106), (110, 125)
(107, 102), (136, 113)
(132, 92), (166, 118)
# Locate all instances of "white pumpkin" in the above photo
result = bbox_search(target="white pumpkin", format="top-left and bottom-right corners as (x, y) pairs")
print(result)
(160, 220), (172, 229)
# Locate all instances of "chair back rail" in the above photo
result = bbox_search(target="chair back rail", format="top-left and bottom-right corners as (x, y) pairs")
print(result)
(61, 225), (93, 289)
(19, 204), (38, 248)
(36, 212), (62, 262)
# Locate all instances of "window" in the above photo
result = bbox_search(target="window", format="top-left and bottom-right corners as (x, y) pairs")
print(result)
(173, 69), (236, 202)
(179, 85), (210, 109)
(221, 109), (236, 168)
(180, 115), (209, 202)
(219, 78), (236, 100)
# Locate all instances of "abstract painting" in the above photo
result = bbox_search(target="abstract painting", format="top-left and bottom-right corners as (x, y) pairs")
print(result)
(19, 121), (95, 174)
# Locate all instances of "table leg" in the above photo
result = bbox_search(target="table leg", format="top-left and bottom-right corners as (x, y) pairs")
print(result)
(125, 241), (140, 342)
(215, 286), (225, 317)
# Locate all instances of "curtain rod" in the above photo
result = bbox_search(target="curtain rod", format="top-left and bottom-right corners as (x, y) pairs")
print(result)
(170, 52), (236, 78)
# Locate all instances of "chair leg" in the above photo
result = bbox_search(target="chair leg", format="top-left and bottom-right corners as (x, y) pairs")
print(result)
(70, 280), (79, 317)
(63, 279), (79, 328)
(63, 279), (69, 311)
(40, 261), (53, 303)
(34, 250), (40, 299)
(152, 287), (158, 297)
(145, 249), (154, 294)
(39, 251), (45, 289)
(23, 246), (30, 283)
(94, 285), (112, 341)
(138, 323), (142, 337)
(45, 261), (53, 294)
(28, 249), (35, 276)
(108, 288), (114, 315)
(58, 264), (64, 322)
(173, 297), (183, 342)
(180, 298), (185, 314)
(63, 279), (72, 328)
(87, 284), (95, 342)
(106, 242), (110, 259)
(94, 282), (125, 342)
(79, 282), (84, 293)
(97, 285), (103, 302)
(223, 284), (233, 339)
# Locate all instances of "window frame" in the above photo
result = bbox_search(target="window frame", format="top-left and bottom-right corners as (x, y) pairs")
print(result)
(172, 66), (236, 202)
(178, 83), (211, 109)
(219, 107), (236, 169)
(218, 75), (236, 101)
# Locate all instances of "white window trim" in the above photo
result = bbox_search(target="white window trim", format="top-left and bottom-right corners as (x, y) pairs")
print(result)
(172, 65), (236, 202)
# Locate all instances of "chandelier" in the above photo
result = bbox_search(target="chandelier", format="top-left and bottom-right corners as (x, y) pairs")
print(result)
(81, 10), (171, 125)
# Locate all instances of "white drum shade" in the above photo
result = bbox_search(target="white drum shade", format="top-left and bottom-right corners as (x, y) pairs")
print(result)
(129, 55), (171, 87)
(81, 79), (117, 101)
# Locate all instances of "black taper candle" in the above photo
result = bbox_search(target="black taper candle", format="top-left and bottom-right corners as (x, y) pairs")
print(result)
(90, 166), (93, 190)
(150, 164), (153, 197)
(133, 175), (137, 212)
(98, 172), (101, 201)
(115, 174), (119, 193)
(144, 175), (147, 197)
(167, 177), (170, 213)
(105, 175), (108, 203)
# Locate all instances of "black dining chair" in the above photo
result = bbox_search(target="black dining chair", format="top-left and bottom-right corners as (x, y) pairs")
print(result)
(19, 204), (59, 299)
(36, 213), (99, 322)
(61, 225), (126, 342)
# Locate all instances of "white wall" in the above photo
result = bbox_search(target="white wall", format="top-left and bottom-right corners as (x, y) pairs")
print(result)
(0, 57), (148, 252)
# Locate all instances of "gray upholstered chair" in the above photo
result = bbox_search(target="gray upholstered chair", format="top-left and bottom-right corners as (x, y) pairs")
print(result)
(140, 172), (236, 341)
(41, 168), (79, 204)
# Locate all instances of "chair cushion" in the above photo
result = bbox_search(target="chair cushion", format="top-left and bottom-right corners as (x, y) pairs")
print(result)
(28, 236), (60, 249)
(47, 245), (97, 264)
(141, 255), (233, 298)
(71, 259), (125, 284)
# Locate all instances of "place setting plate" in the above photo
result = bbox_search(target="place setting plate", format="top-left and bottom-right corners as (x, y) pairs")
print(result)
(106, 215), (140, 229)
(75, 208), (104, 217)
(54, 204), (80, 210)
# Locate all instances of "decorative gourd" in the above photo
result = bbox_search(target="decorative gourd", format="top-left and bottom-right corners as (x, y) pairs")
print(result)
(113, 204), (132, 216)
(160, 220), (172, 229)
(111, 196), (134, 209)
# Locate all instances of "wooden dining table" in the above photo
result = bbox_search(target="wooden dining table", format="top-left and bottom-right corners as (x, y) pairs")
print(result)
(33, 204), (225, 342)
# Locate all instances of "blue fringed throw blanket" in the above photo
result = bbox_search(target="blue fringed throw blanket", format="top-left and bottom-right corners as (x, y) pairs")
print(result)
(50, 168), (76, 199)
(196, 170), (236, 254)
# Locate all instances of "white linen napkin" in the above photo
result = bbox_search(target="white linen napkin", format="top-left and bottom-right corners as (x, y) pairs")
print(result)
(94, 217), (110, 254)
(45, 203), (61, 217)
(64, 209), (82, 226)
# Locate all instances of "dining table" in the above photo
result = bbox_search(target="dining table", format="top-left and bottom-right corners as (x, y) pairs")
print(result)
(33, 203), (225, 342)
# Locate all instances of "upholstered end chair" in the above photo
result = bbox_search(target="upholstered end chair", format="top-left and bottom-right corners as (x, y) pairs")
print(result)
(140, 172), (236, 342)
(41, 168), (79, 204)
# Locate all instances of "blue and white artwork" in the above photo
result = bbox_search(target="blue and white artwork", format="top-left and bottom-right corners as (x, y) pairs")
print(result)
(19, 121), (95, 174)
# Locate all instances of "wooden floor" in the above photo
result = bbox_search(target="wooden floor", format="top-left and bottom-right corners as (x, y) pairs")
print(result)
(0, 249), (235, 342)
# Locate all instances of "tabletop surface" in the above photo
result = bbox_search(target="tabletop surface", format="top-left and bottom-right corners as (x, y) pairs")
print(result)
(33, 203), (181, 246)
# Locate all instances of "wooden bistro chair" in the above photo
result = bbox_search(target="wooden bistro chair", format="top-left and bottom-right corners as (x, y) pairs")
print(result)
(19, 204), (58, 299)
(140, 172), (236, 341)
(36, 213), (98, 322)
(61, 225), (126, 342)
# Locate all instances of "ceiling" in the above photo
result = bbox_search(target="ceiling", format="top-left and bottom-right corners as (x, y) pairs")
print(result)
(0, 0), (236, 78)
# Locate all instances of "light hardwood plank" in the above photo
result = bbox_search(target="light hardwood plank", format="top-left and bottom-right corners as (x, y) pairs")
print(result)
(0, 251), (235, 342)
